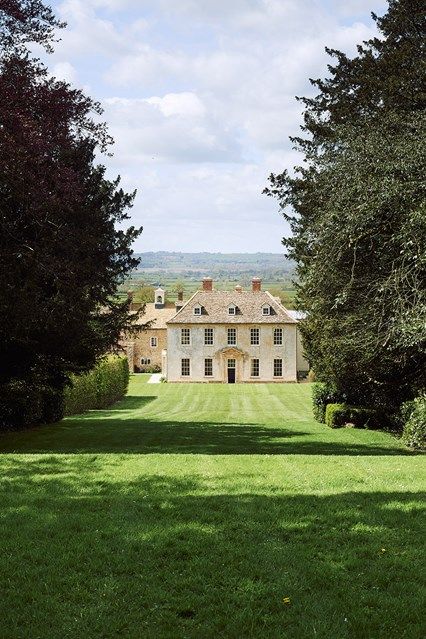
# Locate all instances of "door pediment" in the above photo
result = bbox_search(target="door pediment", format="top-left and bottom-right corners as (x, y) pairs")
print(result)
(217, 346), (247, 359)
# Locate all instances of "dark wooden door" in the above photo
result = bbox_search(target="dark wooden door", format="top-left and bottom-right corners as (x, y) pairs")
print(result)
(227, 369), (236, 384)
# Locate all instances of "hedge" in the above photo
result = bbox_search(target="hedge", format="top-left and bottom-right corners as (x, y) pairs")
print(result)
(401, 394), (426, 449)
(312, 382), (341, 422)
(64, 355), (129, 416)
(325, 403), (381, 430)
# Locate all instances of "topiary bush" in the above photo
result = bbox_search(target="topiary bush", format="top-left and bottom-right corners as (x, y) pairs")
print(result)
(312, 382), (341, 422)
(401, 394), (426, 449)
(64, 355), (129, 416)
(325, 403), (382, 429)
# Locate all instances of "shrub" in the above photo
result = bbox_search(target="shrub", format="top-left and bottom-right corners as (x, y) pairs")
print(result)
(325, 403), (349, 428)
(312, 382), (340, 422)
(325, 403), (382, 429)
(401, 394), (426, 449)
(138, 364), (161, 374)
(64, 355), (129, 416)
(40, 385), (65, 424)
(0, 380), (43, 431)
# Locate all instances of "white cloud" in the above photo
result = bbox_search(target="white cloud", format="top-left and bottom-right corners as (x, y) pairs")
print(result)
(48, 0), (385, 251)
(103, 94), (242, 163)
(145, 92), (206, 118)
(51, 61), (78, 83)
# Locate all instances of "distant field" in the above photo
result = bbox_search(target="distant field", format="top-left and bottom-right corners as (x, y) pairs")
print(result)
(119, 252), (297, 307)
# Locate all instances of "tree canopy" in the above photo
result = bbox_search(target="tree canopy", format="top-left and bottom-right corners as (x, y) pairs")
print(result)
(0, 0), (142, 426)
(265, 0), (426, 413)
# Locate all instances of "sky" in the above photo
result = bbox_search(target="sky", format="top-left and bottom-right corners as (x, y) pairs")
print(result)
(46, 0), (388, 253)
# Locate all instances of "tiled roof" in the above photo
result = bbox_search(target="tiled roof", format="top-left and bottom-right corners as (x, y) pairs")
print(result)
(167, 290), (297, 324)
(132, 303), (177, 329)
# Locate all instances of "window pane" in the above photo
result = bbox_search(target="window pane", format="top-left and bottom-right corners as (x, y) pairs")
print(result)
(273, 328), (283, 345)
(227, 359), (236, 369)
(181, 328), (190, 344)
(251, 359), (259, 377)
(181, 358), (190, 376)
(227, 328), (236, 345)
(250, 328), (259, 345)
(204, 358), (213, 376)
(273, 358), (282, 377)
(204, 328), (214, 345)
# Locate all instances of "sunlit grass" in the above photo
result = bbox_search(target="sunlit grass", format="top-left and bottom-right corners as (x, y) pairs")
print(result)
(0, 377), (424, 638)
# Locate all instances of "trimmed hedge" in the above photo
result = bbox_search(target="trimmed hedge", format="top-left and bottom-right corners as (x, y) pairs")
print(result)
(401, 394), (426, 449)
(312, 382), (341, 422)
(325, 403), (381, 430)
(64, 355), (129, 416)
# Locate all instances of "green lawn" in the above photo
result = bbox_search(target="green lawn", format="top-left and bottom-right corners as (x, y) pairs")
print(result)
(0, 377), (424, 639)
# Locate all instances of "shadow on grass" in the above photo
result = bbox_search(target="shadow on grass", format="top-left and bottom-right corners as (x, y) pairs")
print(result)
(0, 462), (424, 638)
(0, 415), (413, 455)
(0, 393), (413, 456)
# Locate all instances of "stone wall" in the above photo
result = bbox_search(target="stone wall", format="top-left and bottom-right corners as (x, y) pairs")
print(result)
(121, 328), (167, 372)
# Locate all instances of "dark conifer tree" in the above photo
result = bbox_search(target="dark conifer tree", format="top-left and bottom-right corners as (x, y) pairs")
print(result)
(265, 0), (426, 414)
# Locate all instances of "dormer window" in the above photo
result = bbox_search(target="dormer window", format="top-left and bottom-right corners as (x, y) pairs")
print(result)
(262, 305), (270, 316)
(194, 305), (202, 316)
(228, 304), (237, 315)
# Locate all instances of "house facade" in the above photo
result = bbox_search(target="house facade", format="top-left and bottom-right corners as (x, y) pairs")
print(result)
(121, 287), (182, 372)
(164, 277), (308, 383)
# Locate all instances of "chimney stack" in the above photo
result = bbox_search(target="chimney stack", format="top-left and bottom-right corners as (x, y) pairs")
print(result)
(252, 277), (261, 292)
(202, 277), (213, 292)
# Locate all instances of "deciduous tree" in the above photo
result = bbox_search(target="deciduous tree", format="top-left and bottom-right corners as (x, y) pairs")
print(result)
(0, 1), (142, 426)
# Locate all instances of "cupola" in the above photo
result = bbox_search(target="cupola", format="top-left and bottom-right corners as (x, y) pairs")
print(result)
(154, 287), (165, 309)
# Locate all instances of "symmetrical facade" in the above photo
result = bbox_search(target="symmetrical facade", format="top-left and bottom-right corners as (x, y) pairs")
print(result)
(164, 277), (308, 383)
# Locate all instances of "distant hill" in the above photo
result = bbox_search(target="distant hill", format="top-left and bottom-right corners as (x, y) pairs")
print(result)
(133, 252), (294, 275)
(122, 252), (297, 307)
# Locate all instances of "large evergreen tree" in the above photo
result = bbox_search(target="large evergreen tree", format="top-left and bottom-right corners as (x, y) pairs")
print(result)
(0, 1), (142, 426)
(265, 0), (426, 414)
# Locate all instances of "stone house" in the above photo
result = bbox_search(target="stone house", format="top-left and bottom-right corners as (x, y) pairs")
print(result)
(121, 287), (182, 373)
(163, 277), (309, 383)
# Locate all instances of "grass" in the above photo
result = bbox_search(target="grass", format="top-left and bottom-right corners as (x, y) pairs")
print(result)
(0, 378), (424, 639)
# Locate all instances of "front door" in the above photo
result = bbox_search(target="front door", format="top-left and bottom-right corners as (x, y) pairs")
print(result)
(227, 358), (236, 384)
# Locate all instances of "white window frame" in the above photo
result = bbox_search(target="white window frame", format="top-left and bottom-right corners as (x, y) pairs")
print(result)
(181, 358), (190, 376)
(273, 328), (283, 346)
(228, 305), (236, 316)
(250, 328), (260, 345)
(227, 328), (237, 346)
(262, 305), (270, 316)
(251, 358), (260, 377)
(150, 336), (158, 347)
(141, 358), (151, 365)
(204, 328), (214, 346)
(204, 358), (213, 377)
(273, 358), (283, 377)
(181, 328), (191, 345)
(194, 305), (202, 316)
